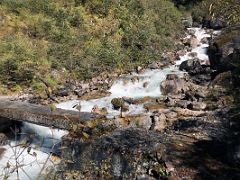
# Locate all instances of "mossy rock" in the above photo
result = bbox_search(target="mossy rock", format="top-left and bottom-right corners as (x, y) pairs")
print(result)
(214, 27), (240, 48)
(111, 98), (124, 110)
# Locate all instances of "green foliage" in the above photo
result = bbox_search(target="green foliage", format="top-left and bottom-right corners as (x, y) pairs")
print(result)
(0, 0), (183, 92)
(192, 0), (240, 25)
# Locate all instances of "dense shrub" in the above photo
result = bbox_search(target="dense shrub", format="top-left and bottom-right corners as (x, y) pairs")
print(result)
(0, 0), (183, 93)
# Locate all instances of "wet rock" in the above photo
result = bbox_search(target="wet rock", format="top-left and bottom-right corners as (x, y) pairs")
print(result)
(0, 147), (6, 158)
(123, 78), (130, 85)
(200, 37), (210, 44)
(188, 28), (196, 36)
(121, 104), (129, 112)
(0, 133), (8, 146)
(143, 81), (149, 88)
(191, 73), (212, 85)
(160, 75), (197, 96)
(131, 76), (139, 83)
(91, 106), (108, 115)
(188, 52), (198, 58)
(179, 58), (204, 75)
(111, 98), (124, 110)
(189, 35), (200, 48)
(199, 59), (211, 66)
(136, 66), (144, 74)
(166, 74), (178, 80)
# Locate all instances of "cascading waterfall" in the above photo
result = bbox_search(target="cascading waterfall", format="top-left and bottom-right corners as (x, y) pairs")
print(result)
(0, 27), (220, 179)
(0, 123), (68, 179)
(57, 28), (216, 118)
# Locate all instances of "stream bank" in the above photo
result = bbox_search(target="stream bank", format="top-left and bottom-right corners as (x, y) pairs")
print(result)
(0, 25), (239, 179)
(52, 27), (240, 179)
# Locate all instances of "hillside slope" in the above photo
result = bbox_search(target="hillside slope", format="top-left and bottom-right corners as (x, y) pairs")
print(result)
(0, 0), (183, 95)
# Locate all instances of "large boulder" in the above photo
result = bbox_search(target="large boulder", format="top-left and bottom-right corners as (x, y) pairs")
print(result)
(111, 98), (129, 112)
(208, 26), (240, 72)
(60, 128), (167, 179)
(179, 58), (204, 75)
(210, 18), (227, 30)
(202, 16), (226, 30)
(111, 98), (124, 110)
(160, 74), (198, 96)
(209, 71), (233, 88)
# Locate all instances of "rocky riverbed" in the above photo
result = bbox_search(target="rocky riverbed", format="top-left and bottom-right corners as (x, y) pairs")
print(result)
(1, 25), (239, 179)
(51, 26), (240, 179)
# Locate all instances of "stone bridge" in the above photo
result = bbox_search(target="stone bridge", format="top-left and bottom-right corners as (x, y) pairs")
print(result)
(0, 99), (104, 131)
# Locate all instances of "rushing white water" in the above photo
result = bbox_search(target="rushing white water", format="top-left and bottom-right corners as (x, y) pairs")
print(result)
(0, 28), (219, 179)
(57, 28), (213, 118)
(0, 123), (68, 179)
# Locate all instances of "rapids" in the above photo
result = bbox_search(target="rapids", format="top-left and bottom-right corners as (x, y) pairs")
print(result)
(0, 27), (219, 179)
(57, 28), (214, 118)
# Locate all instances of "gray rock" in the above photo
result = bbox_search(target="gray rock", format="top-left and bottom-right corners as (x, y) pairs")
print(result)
(208, 30), (240, 72)
(111, 98), (129, 112)
(179, 58), (204, 75)
(143, 81), (149, 88)
(190, 101), (207, 110)
(189, 36), (200, 48)
(0, 133), (9, 146)
(148, 61), (162, 69)
(55, 88), (70, 97)
(61, 128), (166, 179)
(160, 75), (197, 96)
(136, 66), (144, 74)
